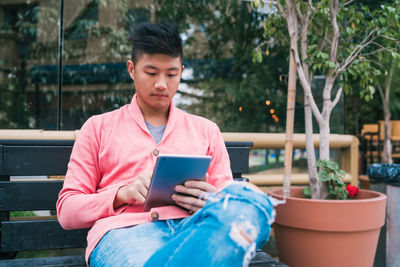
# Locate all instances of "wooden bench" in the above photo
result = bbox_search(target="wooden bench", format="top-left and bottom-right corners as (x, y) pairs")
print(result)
(0, 139), (286, 266)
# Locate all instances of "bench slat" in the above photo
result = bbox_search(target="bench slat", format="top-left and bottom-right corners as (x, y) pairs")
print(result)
(0, 142), (252, 176)
(0, 255), (85, 267)
(0, 146), (252, 212)
(1, 220), (88, 252)
(0, 181), (63, 211)
(0, 251), (286, 267)
(0, 146), (72, 176)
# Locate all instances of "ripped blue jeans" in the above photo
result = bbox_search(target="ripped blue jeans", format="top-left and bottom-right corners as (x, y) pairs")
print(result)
(90, 183), (278, 267)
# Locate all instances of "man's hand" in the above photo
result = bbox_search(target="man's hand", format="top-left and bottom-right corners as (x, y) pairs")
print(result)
(172, 175), (217, 213)
(113, 171), (152, 210)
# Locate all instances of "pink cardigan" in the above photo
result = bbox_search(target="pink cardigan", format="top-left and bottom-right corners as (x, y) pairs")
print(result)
(56, 94), (233, 263)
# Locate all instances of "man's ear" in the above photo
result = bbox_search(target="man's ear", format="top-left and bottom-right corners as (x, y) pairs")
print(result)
(181, 65), (185, 72)
(127, 60), (135, 80)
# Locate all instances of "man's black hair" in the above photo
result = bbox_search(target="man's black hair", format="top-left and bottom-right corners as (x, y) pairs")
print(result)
(130, 22), (183, 63)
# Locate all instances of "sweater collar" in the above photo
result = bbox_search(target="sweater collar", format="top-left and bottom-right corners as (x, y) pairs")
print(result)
(128, 93), (178, 139)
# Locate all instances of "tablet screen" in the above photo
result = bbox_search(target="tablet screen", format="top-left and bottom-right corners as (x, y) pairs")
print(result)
(143, 154), (211, 212)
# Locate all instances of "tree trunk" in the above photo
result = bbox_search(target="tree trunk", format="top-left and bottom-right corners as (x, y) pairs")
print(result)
(283, 52), (297, 197)
(304, 95), (320, 199)
(383, 109), (392, 164)
(319, 75), (337, 161)
(296, 0), (319, 199)
(318, 76), (338, 199)
(319, 120), (331, 161)
(382, 62), (394, 164)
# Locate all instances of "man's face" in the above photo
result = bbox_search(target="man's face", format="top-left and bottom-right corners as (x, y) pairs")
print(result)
(127, 53), (183, 113)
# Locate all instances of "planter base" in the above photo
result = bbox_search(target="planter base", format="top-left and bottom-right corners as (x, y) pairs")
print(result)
(269, 187), (386, 267)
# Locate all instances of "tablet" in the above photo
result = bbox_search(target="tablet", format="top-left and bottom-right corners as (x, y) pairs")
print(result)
(143, 154), (212, 212)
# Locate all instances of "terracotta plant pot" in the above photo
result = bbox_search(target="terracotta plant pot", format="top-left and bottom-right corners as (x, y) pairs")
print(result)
(269, 187), (387, 267)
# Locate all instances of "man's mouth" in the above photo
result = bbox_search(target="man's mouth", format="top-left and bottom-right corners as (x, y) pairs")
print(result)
(152, 93), (168, 97)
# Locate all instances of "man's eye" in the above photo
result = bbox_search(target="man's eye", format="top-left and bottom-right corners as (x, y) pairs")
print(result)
(146, 72), (156, 76)
(168, 74), (178, 77)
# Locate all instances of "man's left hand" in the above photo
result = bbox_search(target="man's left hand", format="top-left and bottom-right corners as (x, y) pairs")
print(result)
(172, 176), (216, 213)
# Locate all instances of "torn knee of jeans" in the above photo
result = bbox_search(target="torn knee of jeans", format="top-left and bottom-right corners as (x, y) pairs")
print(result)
(199, 192), (220, 203)
(229, 221), (258, 267)
(200, 192), (231, 210)
(229, 221), (258, 249)
(199, 191), (228, 203)
(222, 193), (231, 209)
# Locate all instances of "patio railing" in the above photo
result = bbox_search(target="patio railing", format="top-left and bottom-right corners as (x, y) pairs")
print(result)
(223, 132), (359, 187)
(0, 130), (359, 188)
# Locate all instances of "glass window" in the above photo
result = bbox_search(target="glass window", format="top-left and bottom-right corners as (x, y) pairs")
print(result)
(1, 0), (343, 133)
(0, 1), (59, 129)
(61, 1), (151, 130)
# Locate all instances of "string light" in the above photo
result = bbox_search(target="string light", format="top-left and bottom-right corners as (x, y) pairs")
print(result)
(271, 114), (279, 123)
(264, 101), (279, 122)
(239, 106), (243, 112)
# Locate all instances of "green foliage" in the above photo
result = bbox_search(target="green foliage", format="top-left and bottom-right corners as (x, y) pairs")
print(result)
(344, 1), (400, 102)
(257, 0), (400, 103)
(10, 211), (36, 217)
(155, 0), (288, 132)
(0, 0), (291, 131)
(342, 0), (400, 138)
(303, 159), (348, 200)
(253, 0), (400, 136)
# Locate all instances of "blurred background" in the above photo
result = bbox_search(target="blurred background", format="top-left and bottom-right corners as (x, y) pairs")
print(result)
(0, 0), (396, 172)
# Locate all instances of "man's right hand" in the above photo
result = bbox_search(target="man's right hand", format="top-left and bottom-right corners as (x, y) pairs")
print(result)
(113, 170), (152, 210)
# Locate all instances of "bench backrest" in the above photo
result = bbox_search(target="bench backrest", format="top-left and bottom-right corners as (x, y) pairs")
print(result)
(0, 139), (252, 253)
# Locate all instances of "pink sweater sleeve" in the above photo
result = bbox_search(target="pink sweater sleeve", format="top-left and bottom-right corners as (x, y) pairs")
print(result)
(56, 118), (125, 230)
(206, 123), (233, 191)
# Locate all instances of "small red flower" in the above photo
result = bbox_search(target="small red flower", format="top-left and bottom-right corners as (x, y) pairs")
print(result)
(346, 185), (359, 198)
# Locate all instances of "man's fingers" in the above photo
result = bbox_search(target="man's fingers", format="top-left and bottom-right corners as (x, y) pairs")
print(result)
(137, 183), (148, 199)
(143, 179), (151, 189)
(126, 184), (146, 204)
(174, 200), (202, 213)
(174, 201), (201, 213)
(135, 193), (146, 204)
(184, 180), (217, 193)
(172, 194), (205, 208)
(124, 180), (148, 204)
(174, 201), (193, 211)
(140, 171), (153, 189)
(174, 185), (204, 198)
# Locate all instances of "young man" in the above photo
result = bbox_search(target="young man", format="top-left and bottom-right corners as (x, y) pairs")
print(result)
(57, 23), (277, 267)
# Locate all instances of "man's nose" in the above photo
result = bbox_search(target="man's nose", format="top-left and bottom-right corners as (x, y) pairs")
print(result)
(154, 76), (167, 90)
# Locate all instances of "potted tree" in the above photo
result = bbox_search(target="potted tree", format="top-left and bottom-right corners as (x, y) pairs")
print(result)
(251, 1), (396, 266)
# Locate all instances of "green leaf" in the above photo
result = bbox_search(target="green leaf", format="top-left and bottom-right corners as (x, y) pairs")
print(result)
(326, 160), (338, 169)
(319, 171), (332, 182)
(324, 61), (336, 70)
(302, 187), (311, 198)
(336, 179), (345, 185)
(257, 52), (263, 63)
(367, 85), (375, 95)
